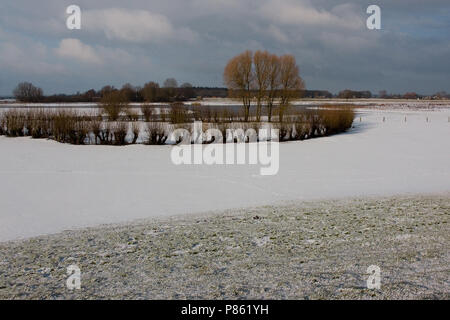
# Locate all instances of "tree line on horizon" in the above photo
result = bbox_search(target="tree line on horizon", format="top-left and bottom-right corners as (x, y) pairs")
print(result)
(9, 77), (449, 105)
(11, 79), (198, 103)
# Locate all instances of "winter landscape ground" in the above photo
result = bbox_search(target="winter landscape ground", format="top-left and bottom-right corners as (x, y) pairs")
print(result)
(1, 194), (448, 299)
(0, 101), (449, 299)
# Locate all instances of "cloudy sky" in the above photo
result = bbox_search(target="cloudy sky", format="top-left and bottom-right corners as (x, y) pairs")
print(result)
(0, 0), (449, 96)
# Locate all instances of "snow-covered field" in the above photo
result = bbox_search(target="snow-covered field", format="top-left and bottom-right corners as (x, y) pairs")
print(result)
(0, 108), (449, 241)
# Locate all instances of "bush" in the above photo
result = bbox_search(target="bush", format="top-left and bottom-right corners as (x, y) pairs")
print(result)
(0, 112), (4, 135)
(318, 106), (355, 135)
(293, 122), (311, 140)
(169, 102), (189, 124)
(192, 104), (212, 122)
(52, 110), (75, 143)
(273, 122), (293, 141)
(2, 109), (26, 137)
(141, 104), (154, 122)
(125, 108), (140, 121)
(146, 122), (168, 145)
(27, 109), (51, 139)
(112, 122), (128, 145)
(92, 121), (113, 145)
(160, 109), (167, 122)
(100, 91), (128, 121)
(68, 119), (89, 145)
(90, 118), (103, 144)
(131, 122), (140, 144)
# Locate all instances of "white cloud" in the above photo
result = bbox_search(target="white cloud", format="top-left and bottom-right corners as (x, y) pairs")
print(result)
(83, 8), (198, 43)
(0, 40), (65, 75)
(0, 0), (448, 95)
(259, 0), (361, 30)
(266, 25), (289, 43)
(55, 38), (102, 64)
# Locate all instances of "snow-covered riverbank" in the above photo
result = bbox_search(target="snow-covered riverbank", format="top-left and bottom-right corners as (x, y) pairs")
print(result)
(0, 108), (449, 241)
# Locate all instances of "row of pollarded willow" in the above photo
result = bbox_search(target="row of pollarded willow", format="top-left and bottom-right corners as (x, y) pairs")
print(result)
(224, 51), (305, 123)
(0, 107), (354, 145)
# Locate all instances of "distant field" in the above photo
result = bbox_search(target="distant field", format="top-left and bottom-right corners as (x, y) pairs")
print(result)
(1, 98), (450, 109)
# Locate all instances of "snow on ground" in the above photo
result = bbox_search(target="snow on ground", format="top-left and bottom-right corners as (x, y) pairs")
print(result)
(0, 108), (449, 241)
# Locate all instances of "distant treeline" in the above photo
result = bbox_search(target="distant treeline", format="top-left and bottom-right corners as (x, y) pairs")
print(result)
(9, 81), (450, 103)
(11, 80), (225, 103)
(10, 81), (330, 103)
(12, 80), (199, 103)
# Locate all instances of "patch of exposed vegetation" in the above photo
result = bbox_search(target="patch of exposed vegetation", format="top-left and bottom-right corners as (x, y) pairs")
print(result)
(0, 194), (448, 299)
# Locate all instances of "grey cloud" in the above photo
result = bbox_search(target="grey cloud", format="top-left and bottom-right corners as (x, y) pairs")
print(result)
(0, 0), (449, 95)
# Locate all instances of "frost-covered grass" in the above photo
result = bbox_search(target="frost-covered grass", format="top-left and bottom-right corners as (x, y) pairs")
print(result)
(0, 194), (448, 299)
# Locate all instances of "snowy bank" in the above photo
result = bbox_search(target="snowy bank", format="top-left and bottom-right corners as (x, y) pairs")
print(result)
(0, 109), (449, 241)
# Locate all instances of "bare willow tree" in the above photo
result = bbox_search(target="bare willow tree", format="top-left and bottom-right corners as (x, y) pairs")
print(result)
(163, 78), (178, 88)
(224, 51), (305, 123)
(13, 82), (43, 102)
(278, 54), (305, 123)
(223, 50), (253, 122)
(253, 51), (271, 122)
(266, 53), (281, 122)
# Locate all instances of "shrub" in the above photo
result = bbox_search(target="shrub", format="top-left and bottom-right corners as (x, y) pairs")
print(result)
(273, 122), (293, 141)
(146, 122), (168, 145)
(212, 109), (220, 123)
(242, 122), (260, 142)
(52, 110), (74, 143)
(141, 104), (154, 122)
(220, 108), (234, 123)
(194, 105), (212, 122)
(125, 108), (140, 121)
(100, 91), (128, 121)
(172, 123), (192, 144)
(169, 102), (189, 124)
(0, 112), (4, 135)
(3, 109), (26, 137)
(27, 109), (51, 139)
(160, 109), (167, 122)
(68, 119), (89, 145)
(216, 122), (229, 143)
(94, 122), (113, 145)
(319, 106), (355, 135)
(112, 122), (128, 145)
(293, 122), (311, 140)
(90, 118), (104, 144)
(131, 122), (140, 144)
